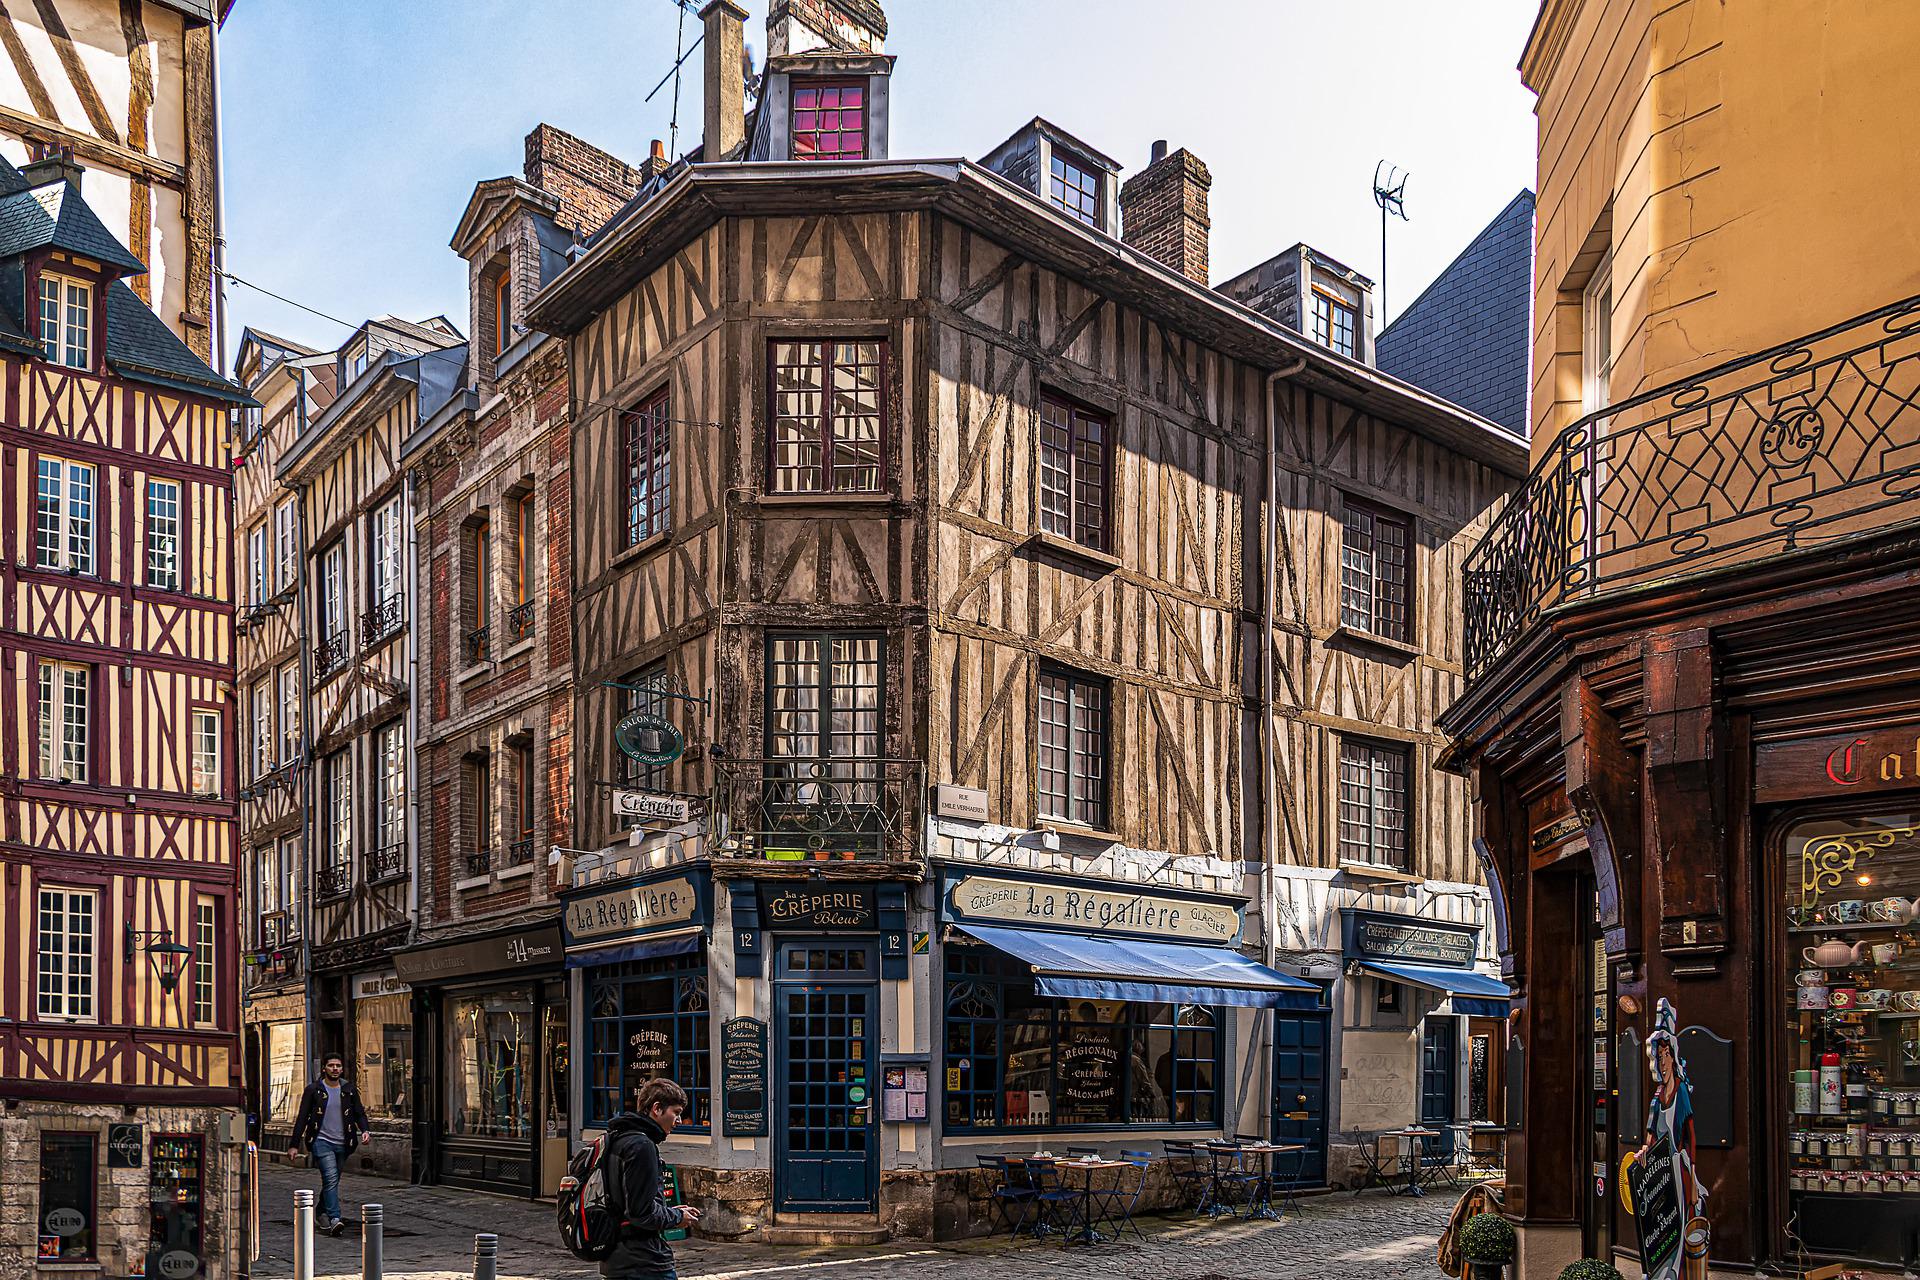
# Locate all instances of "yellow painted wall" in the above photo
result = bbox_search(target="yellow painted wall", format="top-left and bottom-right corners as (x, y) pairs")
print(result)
(1524, 0), (1920, 456)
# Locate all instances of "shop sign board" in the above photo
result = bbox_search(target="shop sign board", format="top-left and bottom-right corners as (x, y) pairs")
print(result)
(392, 923), (562, 985)
(1756, 725), (1920, 800)
(945, 873), (1241, 944)
(107, 1124), (143, 1168)
(564, 874), (703, 945)
(1342, 910), (1477, 968)
(1628, 1135), (1684, 1279)
(612, 789), (696, 824)
(759, 884), (876, 930)
(721, 1016), (769, 1137)
(352, 970), (408, 1000)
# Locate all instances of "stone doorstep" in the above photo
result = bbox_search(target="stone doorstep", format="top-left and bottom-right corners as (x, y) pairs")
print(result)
(755, 1215), (894, 1246)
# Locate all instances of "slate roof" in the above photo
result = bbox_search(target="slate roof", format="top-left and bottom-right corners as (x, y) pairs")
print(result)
(106, 281), (254, 403)
(1376, 190), (1534, 437)
(0, 178), (147, 274)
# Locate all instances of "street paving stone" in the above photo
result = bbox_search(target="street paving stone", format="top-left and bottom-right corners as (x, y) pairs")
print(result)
(253, 1160), (1454, 1280)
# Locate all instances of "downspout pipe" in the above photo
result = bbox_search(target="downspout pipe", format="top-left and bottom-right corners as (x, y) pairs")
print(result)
(209, 14), (229, 377)
(1259, 356), (1306, 1137)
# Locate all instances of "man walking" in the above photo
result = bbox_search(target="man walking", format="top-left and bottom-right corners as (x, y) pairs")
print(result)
(602, 1079), (702, 1279)
(288, 1053), (369, 1236)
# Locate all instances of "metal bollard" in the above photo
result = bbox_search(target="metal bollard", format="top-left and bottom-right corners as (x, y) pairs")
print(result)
(472, 1232), (499, 1280)
(292, 1189), (315, 1280)
(361, 1202), (384, 1280)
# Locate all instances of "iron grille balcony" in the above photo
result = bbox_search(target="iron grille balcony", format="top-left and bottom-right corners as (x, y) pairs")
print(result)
(506, 600), (535, 642)
(713, 757), (922, 862)
(1462, 295), (1920, 683)
(315, 860), (352, 901)
(465, 847), (493, 877)
(465, 624), (490, 666)
(364, 841), (406, 884)
(503, 837), (535, 869)
(313, 631), (351, 677)
(360, 594), (405, 646)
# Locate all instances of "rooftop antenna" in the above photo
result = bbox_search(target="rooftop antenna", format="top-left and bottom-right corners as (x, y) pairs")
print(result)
(1373, 161), (1410, 319)
(645, 0), (705, 158)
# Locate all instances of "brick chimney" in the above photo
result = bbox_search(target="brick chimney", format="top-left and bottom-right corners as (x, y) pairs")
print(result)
(701, 0), (748, 161)
(1119, 140), (1212, 285)
(523, 124), (644, 237)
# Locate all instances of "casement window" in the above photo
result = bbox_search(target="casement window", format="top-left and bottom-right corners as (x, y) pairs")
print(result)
(621, 391), (671, 547)
(192, 899), (216, 1026)
(319, 542), (346, 643)
(323, 749), (352, 881)
(766, 633), (883, 770)
(1038, 394), (1109, 552)
(619, 661), (673, 797)
(1311, 291), (1358, 359)
(145, 478), (182, 590)
(36, 887), (95, 1021)
(34, 456), (94, 573)
(191, 709), (221, 797)
(277, 836), (301, 939)
(248, 523), (270, 604)
(512, 489), (534, 607)
(39, 273), (92, 369)
(513, 741), (535, 855)
(371, 496), (403, 610)
(275, 498), (299, 591)
(36, 660), (89, 783)
(257, 844), (279, 920)
(768, 339), (884, 494)
(790, 79), (865, 160)
(1339, 499), (1411, 643)
(494, 271), (512, 357)
(466, 514), (491, 661)
(1048, 152), (1100, 227)
(251, 683), (273, 782)
(345, 343), (369, 384)
(278, 663), (301, 764)
(1337, 738), (1411, 869)
(1037, 666), (1108, 829)
(375, 720), (406, 860)
(38, 1132), (98, 1261)
(466, 751), (494, 863)
(1583, 249), (1614, 414)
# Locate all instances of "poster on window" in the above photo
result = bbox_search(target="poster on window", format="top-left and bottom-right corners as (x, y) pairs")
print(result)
(625, 1026), (673, 1108)
(1055, 1013), (1123, 1124)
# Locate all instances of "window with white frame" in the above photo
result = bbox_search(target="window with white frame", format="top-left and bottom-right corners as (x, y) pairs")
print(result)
(248, 524), (269, 604)
(36, 887), (95, 1021)
(191, 709), (220, 797)
(257, 844), (279, 919)
(146, 478), (182, 590)
(1583, 250), (1614, 414)
(34, 457), (94, 573)
(38, 274), (92, 370)
(324, 749), (352, 876)
(36, 660), (89, 783)
(275, 498), (299, 591)
(192, 899), (216, 1026)
(319, 542), (346, 642)
(375, 720), (405, 857)
(371, 496), (403, 609)
(277, 835), (300, 939)
(252, 683), (273, 782)
(278, 663), (301, 764)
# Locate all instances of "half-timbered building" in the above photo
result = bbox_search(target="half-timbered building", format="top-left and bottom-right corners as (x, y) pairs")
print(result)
(0, 153), (251, 1278)
(393, 124), (645, 1199)
(530, 0), (1523, 1240)
(275, 314), (461, 1178)
(231, 327), (335, 1159)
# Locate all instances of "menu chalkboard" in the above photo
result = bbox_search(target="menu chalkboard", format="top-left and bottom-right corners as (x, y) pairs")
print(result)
(1055, 1024), (1122, 1124)
(721, 1017), (768, 1137)
(1629, 1135), (1684, 1279)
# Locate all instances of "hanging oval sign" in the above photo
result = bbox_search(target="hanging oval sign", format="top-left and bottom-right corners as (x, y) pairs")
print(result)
(616, 710), (685, 767)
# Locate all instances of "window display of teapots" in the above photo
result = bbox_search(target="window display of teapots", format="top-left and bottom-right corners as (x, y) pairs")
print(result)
(1806, 938), (1870, 968)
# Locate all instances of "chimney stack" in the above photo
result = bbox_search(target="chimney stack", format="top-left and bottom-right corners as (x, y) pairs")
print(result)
(1120, 143), (1212, 285)
(701, 0), (748, 161)
(22, 149), (82, 191)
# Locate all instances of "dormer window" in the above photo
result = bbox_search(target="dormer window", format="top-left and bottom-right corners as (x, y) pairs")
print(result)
(494, 271), (512, 357)
(1049, 153), (1100, 227)
(1312, 290), (1358, 359)
(791, 80), (866, 160)
(345, 343), (369, 383)
(38, 274), (90, 370)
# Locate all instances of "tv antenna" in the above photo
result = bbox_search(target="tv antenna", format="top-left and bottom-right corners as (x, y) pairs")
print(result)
(1373, 161), (1410, 319)
(645, 0), (704, 159)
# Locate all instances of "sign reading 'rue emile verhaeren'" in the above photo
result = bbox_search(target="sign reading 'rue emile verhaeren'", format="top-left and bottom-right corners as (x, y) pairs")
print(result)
(947, 874), (1240, 944)
(1346, 912), (1477, 968)
(721, 1017), (769, 1137)
(564, 875), (701, 944)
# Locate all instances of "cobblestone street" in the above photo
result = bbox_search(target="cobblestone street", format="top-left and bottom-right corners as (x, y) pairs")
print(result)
(250, 1161), (1455, 1280)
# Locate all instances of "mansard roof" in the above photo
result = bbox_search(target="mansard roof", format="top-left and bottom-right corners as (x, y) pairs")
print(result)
(0, 173), (147, 274)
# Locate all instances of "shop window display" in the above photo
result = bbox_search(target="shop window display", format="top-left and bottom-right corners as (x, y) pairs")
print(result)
(1785, 812), (1920, 1260)
(448, 987), (535, 1140)
(587, 954), (710, 1129)
(354, 992), (412, 1121)
(38, 1132), (96, 1261)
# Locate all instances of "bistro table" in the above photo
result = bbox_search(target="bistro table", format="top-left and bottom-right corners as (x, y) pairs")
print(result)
(1235, 1141), (1307, 1219)
(1048, 1156), (1132, 1244)
(1382, 1127), (1441, 1197)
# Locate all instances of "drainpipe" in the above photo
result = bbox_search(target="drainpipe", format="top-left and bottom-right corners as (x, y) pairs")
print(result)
(1260, 356), (1305, 1137)
(209, 15), (228, 377)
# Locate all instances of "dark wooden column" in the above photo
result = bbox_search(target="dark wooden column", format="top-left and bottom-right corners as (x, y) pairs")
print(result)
(1561, 674), (1642, 965)
(1644, 628), (1729, 974)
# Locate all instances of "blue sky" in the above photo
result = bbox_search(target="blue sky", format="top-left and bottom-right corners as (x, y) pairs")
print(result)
(221, 0), (1539, 359)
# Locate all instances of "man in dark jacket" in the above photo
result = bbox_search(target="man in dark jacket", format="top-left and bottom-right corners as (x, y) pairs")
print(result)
(287, 1054), (370, 1237)
(602, 1078), (702, 1279)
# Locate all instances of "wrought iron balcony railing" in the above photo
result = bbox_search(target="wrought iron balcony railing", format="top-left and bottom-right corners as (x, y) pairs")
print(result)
(465, 847), (493, 877)
(712, 756), (923, 862)
(465, 624), (490, 666)
(364, 841), (407, 884)
(1463, 295), (1920, 683)
(503, 837), (535, 869)
(315, 860), (352, 901)
(506, 600), (535, 642)
(313, 631), (351, 677)
(361, 594), (405, 647)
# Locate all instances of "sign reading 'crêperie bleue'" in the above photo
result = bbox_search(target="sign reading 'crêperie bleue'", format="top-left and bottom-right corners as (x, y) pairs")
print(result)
(946, 874), (1240, 943)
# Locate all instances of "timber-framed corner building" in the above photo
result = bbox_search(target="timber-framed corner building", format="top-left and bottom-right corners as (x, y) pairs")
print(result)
(531, 0), (1522, 1239)
(1439, 2), (1920, 1278)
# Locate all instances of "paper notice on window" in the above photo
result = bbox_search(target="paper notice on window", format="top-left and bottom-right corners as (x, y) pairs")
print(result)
(884, 1089), (908, 1121)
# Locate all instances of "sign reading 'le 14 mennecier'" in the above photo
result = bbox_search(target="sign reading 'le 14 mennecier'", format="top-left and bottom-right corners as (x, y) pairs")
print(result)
(1347, 912), (1477, 967)
(947, 874), (1240, 944)
(565, 875), (702, 944)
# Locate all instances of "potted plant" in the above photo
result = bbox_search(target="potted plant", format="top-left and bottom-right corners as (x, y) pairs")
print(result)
(1556, 1263), (1624, 1280)
(1458, 1212), (1517, 1280)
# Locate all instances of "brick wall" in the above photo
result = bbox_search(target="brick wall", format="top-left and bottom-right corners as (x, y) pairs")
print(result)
(1119, 148), (1213, 284)
(523, 124), (644, 238)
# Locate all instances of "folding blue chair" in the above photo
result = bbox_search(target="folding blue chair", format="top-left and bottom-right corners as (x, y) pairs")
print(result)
(976, 1154), (1036, 1237)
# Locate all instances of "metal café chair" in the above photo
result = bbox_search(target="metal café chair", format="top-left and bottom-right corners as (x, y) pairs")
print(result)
(1205, 1140), (1258, 1218)
(976, 1154), (1036, 1237)
(1089, 1149), (1153, 1241)
(1162, 1140), (1213, 1213)
(1018, 1157), (1083, 1240)
(1418, 1128), (1462, 1193)
(1347, 1129), (1393, 1196)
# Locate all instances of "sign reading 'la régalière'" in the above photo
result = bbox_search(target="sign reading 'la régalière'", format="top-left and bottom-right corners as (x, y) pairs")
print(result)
(564, 875), (701, 944)
(946, 874), (1240, 944)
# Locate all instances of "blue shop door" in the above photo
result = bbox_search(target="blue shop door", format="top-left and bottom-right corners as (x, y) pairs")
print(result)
(1420, 1017), (1459, 1162)
(773, 942), (879, 1213)
(1271, 1011), (1329, 1185)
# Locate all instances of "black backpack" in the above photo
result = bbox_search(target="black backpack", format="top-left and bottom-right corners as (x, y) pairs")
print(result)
(557, 1133), (627, 1261)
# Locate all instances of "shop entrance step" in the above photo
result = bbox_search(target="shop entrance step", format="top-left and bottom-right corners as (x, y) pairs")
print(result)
(758, 1213), (892, 1246)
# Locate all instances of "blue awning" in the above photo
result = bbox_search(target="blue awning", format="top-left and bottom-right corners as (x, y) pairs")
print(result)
(564, 929), (701, 970)
(1357, 959), (1510, 1015)
(959, 924), (1322, 1010)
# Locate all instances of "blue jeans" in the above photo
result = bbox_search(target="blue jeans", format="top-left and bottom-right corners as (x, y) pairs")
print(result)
(311, 1138), (345, 1223)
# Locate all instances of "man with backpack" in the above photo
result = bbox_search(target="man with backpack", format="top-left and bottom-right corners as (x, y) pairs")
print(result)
(559, 1078), (702, 1279)
(287, 1053), (370, 1237)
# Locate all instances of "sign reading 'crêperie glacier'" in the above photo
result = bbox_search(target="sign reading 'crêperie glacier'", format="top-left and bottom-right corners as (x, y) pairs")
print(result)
(947, 874), (1240, 943)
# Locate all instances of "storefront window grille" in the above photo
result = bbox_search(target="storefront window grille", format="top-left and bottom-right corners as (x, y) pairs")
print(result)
(587, 953), (711, 1130)
(942, 947), (1221, 1130)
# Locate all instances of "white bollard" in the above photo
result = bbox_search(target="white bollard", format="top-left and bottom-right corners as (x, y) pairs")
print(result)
(361, 1202), (383, 1280)
(472, 1232), (499, 1280)
(292, 1189), (315, 1280)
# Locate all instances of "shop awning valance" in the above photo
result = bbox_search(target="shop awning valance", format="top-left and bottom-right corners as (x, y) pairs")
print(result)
(563, 928), (701, 970)
(958, 923), (1322, 1010)
(1357, 959), (1511, 1017)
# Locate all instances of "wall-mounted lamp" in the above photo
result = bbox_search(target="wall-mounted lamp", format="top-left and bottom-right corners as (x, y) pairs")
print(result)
(125, 925), (192, 994)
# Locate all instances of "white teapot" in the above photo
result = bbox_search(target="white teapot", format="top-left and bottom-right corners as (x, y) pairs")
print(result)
(1806, 939), (1869, 968)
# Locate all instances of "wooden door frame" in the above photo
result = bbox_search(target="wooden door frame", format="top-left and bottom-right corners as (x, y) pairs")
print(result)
(771, 937), (880, 1214)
